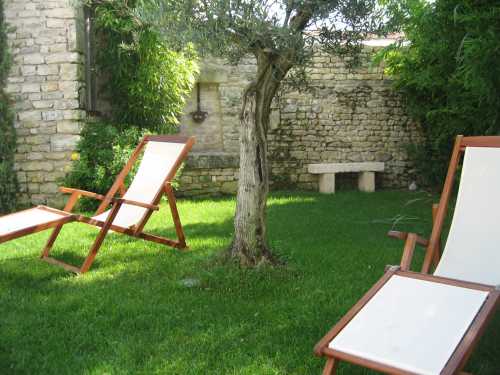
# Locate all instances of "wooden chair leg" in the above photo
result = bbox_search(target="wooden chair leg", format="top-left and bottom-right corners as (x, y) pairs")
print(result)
(41, 191), (80, 258)
(79, 227), (109, 274)
(164, 184), (187, 248)
(40, 224), (64, 258)
(80, 201), (122, 274)
(322, 358), (338, 375)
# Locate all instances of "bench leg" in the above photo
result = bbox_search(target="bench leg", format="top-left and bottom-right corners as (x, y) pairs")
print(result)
(358, 171), (375, 192)
(319, 173), (336, 194)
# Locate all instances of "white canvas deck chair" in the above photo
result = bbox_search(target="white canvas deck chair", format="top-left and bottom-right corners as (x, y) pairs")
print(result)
(0, 135), (195, 274)
(315, 135), (500, 375)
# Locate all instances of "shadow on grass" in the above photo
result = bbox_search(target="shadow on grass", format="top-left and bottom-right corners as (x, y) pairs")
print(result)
(0, 191), (498, 374)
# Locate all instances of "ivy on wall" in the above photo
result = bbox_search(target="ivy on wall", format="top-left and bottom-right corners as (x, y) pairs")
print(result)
(0, 0), (18, 213)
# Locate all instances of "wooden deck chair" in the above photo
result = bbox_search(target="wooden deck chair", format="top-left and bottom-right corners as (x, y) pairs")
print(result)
(0, 135), (195, 274)
(315, 135), (500, 375)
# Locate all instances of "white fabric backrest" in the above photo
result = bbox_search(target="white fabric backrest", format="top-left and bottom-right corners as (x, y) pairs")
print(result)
(124, 141), (184, 203)
(92, 140), (185, 228)
(434, 147), (500, 286)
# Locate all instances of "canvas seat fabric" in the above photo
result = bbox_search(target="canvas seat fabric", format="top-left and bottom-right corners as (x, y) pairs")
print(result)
(92, 141), (185, 228)
(0, 207), (70, 237)
(329, 275), (488, 375)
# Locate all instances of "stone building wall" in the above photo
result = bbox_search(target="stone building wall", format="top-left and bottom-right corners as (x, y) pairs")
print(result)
(4, 0), (85, 207)
(178, 47), (422, 196)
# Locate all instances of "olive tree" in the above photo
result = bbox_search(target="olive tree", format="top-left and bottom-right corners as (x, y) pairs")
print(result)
(140, 0), (385, 266)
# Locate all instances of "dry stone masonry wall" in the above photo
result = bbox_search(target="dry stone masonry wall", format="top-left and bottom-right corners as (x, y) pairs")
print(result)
(178, 47), (422, 196)
(4, 0), (84, 207)
(3, 0), (420, 203)
(268, 49), (422, 191)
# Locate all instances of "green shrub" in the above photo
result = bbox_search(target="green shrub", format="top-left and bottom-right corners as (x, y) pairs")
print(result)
(64, 1), (198, 205)
(379, 0), (500, 188)
(0, 0), (18, 213)
(64, 121), (145, 211)
(91, 0), (198, 132)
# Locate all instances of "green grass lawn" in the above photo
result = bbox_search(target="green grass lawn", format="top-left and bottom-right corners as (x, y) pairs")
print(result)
(0, 191), (498, 374)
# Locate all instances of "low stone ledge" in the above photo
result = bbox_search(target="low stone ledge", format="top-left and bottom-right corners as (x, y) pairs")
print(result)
(185, 152), (239, 170)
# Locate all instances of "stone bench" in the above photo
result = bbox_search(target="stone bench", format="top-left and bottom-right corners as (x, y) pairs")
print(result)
(308, 162), (385, 193)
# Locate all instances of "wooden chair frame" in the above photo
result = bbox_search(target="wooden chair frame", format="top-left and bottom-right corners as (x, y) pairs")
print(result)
(314, 135), (500, 374)
(1, 135), (195, 274)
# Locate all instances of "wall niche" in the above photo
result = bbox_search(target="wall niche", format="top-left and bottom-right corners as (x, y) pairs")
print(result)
(179, 58), (228, 152)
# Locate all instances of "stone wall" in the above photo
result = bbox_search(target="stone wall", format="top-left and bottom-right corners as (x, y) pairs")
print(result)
(180, 154), (239, 197)
(4, 0), (84, 207)
(179, 58), (257, 155)
(178, 47), (421, 196)
(3, 0), (420, 205)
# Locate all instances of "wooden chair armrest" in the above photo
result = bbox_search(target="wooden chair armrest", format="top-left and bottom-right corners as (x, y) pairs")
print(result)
(112, 198), (159, 211)
(59, 187), (106, 201)
(387, 230), (429, 247)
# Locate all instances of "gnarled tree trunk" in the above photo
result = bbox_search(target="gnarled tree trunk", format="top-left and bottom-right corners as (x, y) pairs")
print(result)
(229, 55), (291, 266)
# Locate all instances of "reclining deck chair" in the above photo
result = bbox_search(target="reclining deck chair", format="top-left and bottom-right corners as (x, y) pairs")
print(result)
(315, 135), (500, 375)
(0, 135), (195, 274)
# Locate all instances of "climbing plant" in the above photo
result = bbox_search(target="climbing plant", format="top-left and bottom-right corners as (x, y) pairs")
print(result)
(0, 0), (18, 213)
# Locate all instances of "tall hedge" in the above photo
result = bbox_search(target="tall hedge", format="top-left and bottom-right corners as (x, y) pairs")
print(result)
(0, 0), (18, 213)
(381, 0), (500, 187)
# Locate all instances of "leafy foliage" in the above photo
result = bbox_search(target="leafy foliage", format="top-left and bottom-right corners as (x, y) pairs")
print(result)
(379, 0), (500, 187)
(0, 0), (18, 213)
(141, 0), (386, 75)
(65, 0), (198, 206)
(90, 0), (198, 132)
(64, 121), (145, 211)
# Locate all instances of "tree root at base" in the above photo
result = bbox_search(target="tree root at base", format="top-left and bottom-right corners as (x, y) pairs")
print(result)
(226, 241), (284, 267)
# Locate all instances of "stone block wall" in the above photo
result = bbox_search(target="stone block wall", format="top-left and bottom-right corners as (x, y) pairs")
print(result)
(178, 47), (422, 196)
(4, 0), (85, 207)
(179, 154), (239, 197)
(267, 49), (421, 191)
(179, 58), (257, 155)
(3, 0), (420, 205)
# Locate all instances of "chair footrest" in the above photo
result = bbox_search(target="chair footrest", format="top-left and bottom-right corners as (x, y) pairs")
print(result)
(0, 206), (75, 244)
(41, 256), (81, 274)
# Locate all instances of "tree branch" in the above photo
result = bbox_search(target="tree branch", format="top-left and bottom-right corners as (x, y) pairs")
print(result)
(289, 1), (314, 32)
(284, 1), (293, 27)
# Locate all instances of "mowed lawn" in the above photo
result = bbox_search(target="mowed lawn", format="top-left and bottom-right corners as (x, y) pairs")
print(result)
(0, 191), (498, 375)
